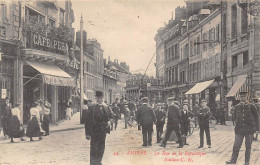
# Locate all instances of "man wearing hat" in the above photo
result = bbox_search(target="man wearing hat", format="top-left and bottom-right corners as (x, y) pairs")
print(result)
(180, 100), (192, 145)
(226, 91), (259, 165)
(160, 97), (183, 148)
(136, 97), (156, 147)
(155, 103), (166, 143)
(198, 99), (211, 148)
(85, 91), (113, 165)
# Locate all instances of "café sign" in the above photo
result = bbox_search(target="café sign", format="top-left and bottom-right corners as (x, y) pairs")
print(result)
(33, 34), (68, 53)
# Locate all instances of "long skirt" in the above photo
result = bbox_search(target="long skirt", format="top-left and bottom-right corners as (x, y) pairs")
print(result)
(7, 116), (25, 138)
(26, 116), (40, 137)
(42, 115), (50, 133)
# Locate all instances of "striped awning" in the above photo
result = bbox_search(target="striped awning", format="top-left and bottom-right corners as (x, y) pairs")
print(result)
(226, 75), (250, 100)
(185, 79), (215, 95)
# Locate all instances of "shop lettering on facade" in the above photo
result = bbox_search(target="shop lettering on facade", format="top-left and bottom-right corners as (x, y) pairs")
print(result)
(33, 34), (68, 53)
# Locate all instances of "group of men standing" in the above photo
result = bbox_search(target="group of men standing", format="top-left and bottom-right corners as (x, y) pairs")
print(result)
(83, 90), (259, 165)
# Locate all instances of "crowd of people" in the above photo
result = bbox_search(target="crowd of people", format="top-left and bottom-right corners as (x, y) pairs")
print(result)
(0, 98), (52, 142)
(82, 90), (259, 165)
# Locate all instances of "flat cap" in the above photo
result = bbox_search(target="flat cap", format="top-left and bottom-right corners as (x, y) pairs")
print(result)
(183, 100), (189, 105)
(201, 99), (207, 103)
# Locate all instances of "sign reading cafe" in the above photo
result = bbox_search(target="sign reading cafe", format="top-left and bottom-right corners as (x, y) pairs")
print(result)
(33, 34), (68, 53)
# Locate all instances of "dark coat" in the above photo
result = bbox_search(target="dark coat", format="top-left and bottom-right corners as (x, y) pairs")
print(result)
(155, 109), (166, 125)
(112, 106), (120, 119)
(198, 106), (211, 125)
(136, 104), (156, 128)
(234, 102), (259, 135)
(85, 104), (112, 136)
(180, 110), (192, 123)
(167, 104), (181, 126)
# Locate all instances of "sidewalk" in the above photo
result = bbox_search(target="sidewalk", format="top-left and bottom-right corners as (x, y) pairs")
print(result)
(49, 112), (84, 133)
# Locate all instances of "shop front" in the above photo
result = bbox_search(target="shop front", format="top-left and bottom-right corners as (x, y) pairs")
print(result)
(22, 60), (75, 123)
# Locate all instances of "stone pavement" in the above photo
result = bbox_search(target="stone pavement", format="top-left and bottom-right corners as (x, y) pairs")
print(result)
(0, 116), (259, 165)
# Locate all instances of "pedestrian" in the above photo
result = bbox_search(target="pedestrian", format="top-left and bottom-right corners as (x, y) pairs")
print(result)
(2, 97), (12, 137)
(220, 104), (226, 125)
(36, 99), (45, 133)
(136, 97), (156, 147)
(160, 97), (183, 148)
(112, 103), (120, 130)
(81, 100), (89, 124)
(7, 102), (25, 143)
(42, 101), (51, 136)
(198, 99), (211, 148)
(124, 102), (130, 129)
(180, 100), (192, 145)
(226, 91), (259, 165)
(136, 100), (142, 131)
(85, 91), (113, 165)
(65, 104), (73, 120)
(215, 103), (221, 124)
(192, 101), (200, 127)
(154, 103), (166, 143)
(230, 103), (235, 126)
(252, 98), (259, 141)
(26, 101), (43, 141)
(128, 99), (136, 117)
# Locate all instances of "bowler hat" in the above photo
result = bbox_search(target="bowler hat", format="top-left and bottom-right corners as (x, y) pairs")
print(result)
(95, 91), (104, 97)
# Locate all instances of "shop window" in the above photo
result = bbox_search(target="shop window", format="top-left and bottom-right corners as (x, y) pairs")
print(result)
(232, 55), (238, 69)
(231, 5), (237, 38)
(243, 51), (249, 66)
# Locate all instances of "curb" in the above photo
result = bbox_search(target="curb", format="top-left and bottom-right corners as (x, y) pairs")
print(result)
(49, 126), (85, 133)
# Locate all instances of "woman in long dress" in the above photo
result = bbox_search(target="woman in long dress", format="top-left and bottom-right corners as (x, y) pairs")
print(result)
(7, 103), (25, 143)
(26, 101), (42, 141)
(42, 101), (51, 136)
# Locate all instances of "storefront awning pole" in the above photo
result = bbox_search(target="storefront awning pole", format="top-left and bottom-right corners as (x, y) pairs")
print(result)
(80, 15), (84, 124)
(23, 74), (41, 86)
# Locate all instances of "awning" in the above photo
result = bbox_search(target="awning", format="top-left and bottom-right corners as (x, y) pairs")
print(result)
(185, 79), (215, 95)
(25, 61), (75, 87)
(226, 75), (247, 98)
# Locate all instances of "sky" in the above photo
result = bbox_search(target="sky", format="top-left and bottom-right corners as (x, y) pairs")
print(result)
(72, 0), (186, 76)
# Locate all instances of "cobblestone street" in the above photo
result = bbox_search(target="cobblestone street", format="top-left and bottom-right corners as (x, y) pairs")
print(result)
(0, 115), (259, 165)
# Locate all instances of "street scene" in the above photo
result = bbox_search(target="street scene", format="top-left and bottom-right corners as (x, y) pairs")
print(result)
(0, 0), (260, 165)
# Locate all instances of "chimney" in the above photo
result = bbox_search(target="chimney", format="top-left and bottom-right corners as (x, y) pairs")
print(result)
(76, 30), (87, 49)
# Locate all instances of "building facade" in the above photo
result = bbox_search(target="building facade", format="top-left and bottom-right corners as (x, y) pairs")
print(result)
(0, 0), (75, 124)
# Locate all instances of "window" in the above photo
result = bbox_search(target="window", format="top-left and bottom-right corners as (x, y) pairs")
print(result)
(203, 33), (207, 50)
(60, 9), (65, 25)
(190, 40), (193, 56)
(223, 14), (227, 43)
(243, 51), (249, 66)
(216, 24), (220, 42)
(0, 4), (6, 21)
(232, 55), (238, 69)
(198, 61), (201, 80)
(231, 5), (237, 38)
(25, 7), (45, 24)
(197, 36), (200, 54)
(0, 26), (6, 37)
(171, 46), (174, 59)
(172, 67), (174, 82)
(175, 66), (178, 81)
(209, 29), (213, 47)
(185, 43), (189, 58)
(194, 39), (197, 55)
(241, 9), (248, 34)
(49, 18), (55, 27)
(175, 44), (178, 57)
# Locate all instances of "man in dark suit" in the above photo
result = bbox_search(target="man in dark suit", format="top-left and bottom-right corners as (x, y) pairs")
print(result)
(160, 97), (183, 148)
(155, 103), (166, 143)
(198, 99), (211, 148)
(85, 91), (113, 165)
(136, 97), (156, 147)
(226, 91), (259, 165)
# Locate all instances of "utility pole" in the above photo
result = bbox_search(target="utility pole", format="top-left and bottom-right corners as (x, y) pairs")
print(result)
(80, 15), (84, 124)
